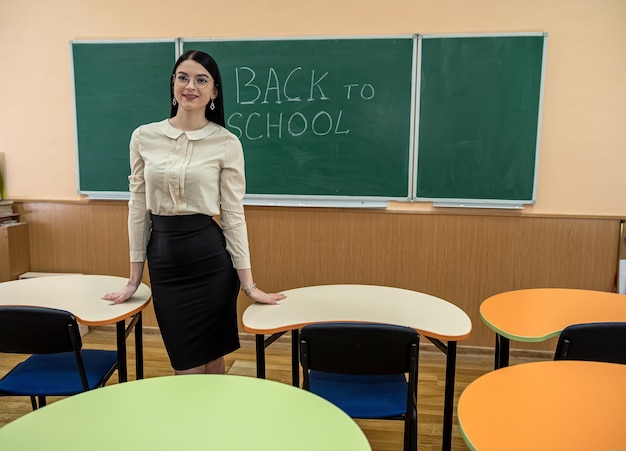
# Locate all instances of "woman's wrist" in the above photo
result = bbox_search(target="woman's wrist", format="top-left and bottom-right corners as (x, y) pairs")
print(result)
(127, 280), (140, 288)
(242, 283), (257, 296)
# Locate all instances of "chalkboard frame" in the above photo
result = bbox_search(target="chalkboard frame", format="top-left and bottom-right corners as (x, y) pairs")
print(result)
(413, 32), (547, 209)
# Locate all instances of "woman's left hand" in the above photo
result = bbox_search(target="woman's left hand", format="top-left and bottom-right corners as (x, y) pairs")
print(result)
(246, 287), (286, 305)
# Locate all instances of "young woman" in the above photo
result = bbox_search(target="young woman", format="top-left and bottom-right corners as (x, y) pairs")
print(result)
(103, 50), (285, 375)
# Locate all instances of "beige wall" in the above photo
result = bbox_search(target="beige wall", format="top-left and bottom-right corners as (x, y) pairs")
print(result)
(1, 0), (625, 216)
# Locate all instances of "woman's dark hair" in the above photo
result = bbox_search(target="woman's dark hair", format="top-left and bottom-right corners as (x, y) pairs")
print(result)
(170, 50), (225, 127)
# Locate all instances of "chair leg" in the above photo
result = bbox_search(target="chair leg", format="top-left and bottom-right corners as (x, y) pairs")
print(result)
(30, 396), (38, 410)
(38, 396), (46, 408)
(403, 415), (417, 451)
(403, 424), (410, 451)
(403, 407), (418, 451)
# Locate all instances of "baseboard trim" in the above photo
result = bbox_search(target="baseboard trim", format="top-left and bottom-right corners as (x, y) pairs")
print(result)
(92, 325), (553, 360)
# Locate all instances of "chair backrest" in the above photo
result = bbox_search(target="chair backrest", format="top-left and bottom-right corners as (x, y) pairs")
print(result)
(0, 306), (83, 355)
(300, 322), (419, 376)
(554, 322), (626, 364)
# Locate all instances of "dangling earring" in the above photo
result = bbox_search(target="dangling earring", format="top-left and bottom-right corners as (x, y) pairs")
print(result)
(210, 99), (215, 111)
(172, 98), (177, 106)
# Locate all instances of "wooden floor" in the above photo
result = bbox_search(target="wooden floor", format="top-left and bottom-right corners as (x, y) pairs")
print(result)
(0, 327), (549, 450)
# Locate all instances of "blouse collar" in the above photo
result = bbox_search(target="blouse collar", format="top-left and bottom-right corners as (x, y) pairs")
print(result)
(159, 119), (219, 140)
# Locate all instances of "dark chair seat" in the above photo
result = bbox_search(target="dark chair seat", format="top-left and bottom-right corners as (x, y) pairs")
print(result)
(309, 371), (409, 418)
(0, 350), (118, 396)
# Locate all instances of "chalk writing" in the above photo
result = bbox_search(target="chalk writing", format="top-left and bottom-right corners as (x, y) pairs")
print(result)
(226, 66), (375, 140)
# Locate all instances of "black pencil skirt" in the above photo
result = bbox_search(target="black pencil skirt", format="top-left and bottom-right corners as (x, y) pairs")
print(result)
(147, 214), (240, 371)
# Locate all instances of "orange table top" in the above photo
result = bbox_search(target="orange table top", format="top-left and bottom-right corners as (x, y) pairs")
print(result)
(458, 360), (626, 451)
(480, 288), (626, 341)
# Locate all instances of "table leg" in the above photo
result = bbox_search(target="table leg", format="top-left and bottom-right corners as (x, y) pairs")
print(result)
(442, 340), (457, 451)
(494, 334), (510, 369)
(254, 331), (289, 380)
(426, 337), (457, 451)
(135, 313), (144, 379)
(255, 334), (266, 379)
(116, 320), (127, 383)
(292, 329), (299, 387)
(494, 333), (500, 369)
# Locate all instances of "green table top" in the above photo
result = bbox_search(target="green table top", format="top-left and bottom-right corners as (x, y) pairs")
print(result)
(0, 375), (370, 451)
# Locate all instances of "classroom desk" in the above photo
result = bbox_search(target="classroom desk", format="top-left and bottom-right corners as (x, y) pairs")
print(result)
(242, 284), (472, 451)
(457, 360), (626, 451)
(0, 274), (151, 382)
(0, 374), (371, 450)
(480, 288), (626, 369)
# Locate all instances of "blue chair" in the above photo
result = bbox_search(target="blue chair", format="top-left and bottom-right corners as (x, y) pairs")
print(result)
(0, 306), (118, 409)
(554, 321), (626, 364)
(300, 322), (419, 451)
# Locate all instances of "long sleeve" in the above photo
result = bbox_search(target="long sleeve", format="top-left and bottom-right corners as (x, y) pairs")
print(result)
(219, 134), (251, 269)
(128, 126), (151, 262)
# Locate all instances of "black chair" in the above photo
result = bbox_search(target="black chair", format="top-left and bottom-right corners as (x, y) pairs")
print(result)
(300, 322), (419, 451)
(0, 306), (118, 409)
(554, 321), (626, 364)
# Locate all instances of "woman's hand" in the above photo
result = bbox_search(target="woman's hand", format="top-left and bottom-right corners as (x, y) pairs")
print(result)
(102, 281), (139, 305)
(245, 285), (286, 305)
(237, 269), (285, 305)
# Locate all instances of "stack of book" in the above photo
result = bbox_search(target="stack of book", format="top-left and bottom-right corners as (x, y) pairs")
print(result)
(0, 200), (19, 225)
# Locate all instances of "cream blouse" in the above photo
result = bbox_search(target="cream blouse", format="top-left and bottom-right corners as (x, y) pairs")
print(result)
(128, 119), (251, 269)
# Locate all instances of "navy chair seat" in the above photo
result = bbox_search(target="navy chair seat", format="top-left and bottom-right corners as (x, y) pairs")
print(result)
(309, 370), (408, 418)
(0, 350), (118, 396)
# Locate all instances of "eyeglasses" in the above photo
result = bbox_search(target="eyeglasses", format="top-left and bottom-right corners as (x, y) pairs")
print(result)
(173, 73), (212, 89)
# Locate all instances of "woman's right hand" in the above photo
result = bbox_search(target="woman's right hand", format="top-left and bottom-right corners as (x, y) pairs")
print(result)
(102, 281), (139, 305)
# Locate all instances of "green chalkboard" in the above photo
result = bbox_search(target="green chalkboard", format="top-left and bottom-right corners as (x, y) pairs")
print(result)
(415, 34), (546, 207)
(183, 37), (415, 201)
(71, 40), (176, 196)
(71, 35), (545, 207)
